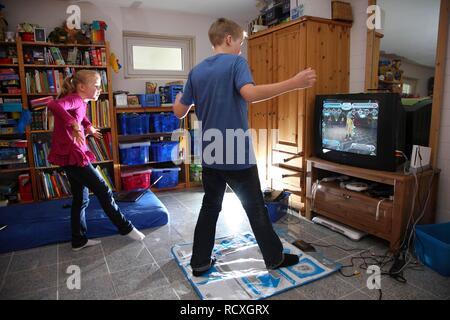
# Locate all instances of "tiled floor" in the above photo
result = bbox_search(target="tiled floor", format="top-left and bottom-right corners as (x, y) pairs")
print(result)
(0, 188), (449, 300)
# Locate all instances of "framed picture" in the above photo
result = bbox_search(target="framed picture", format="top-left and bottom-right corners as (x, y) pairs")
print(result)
(127, 95), (140, 106)
(34, 28), (46, 42)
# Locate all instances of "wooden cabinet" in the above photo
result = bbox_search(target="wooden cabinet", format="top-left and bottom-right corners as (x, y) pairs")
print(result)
(305, 157), (440, 250)
(248, 17), (351, 213)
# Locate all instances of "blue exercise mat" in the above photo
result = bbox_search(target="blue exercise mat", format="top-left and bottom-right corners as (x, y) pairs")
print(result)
(172, 232), (341, 300)
(0, 190), (168, 253)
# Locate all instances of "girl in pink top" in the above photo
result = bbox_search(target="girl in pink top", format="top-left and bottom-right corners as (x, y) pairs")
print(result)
(48, 70), (145, 250)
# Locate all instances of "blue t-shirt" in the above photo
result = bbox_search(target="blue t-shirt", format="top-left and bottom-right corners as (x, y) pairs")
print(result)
(181, 54), (255, 170)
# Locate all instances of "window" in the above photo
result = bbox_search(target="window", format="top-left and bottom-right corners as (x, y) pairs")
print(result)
(402, 77), (418, 96)
(124, 32), (194, 79)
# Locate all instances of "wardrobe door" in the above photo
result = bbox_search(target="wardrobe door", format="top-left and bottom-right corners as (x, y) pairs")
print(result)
(272, 24), (307, 155)
(248, 33), (273, 184)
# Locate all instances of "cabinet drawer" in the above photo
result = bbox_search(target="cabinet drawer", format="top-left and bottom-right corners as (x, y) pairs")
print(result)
(271, 166), (303, 193)
(272, 149), (303, 169)
(312, 182), (392, 235)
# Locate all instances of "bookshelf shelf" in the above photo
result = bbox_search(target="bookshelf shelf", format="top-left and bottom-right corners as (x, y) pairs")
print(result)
(21, 41), (108, 48)
(0, 93), (22, 96)
(24, 64), (107, 69)
(0, 64), (19, 67)
(0, 167), (30, 174)
(115, 106), (175, 113)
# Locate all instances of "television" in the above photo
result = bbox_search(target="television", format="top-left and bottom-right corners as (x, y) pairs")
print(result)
(314, 92), (405, 171)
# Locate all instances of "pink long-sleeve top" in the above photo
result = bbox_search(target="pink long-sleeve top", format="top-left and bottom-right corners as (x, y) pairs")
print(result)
(47, 93), (96, 167)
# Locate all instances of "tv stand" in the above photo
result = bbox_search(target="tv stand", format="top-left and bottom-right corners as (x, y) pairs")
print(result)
(305, 157), (440, 251)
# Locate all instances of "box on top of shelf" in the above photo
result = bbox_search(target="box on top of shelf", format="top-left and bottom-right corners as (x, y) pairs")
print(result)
(119, 141), (151, 165)
(118, 113), (150, 135)
(150, 141), (179, 162)
(414, 222), (450, 277)
(159, 85), (183, 104)
(151, 167), (181, 189)
(121, 169), (151, 191)
(137, 93), (160, 107)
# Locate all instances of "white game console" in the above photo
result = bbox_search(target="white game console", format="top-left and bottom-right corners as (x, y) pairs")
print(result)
(312, 216), (367, 241)
(410, 145), (431, 173)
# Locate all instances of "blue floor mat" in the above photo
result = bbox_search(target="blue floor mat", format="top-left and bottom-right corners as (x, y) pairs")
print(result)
(172, 232), (341, 300)
(0, 190), (168, 253)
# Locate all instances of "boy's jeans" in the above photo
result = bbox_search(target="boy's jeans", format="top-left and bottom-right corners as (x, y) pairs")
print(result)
(64, 164), (133, 248)
(190, 165), (284, 271)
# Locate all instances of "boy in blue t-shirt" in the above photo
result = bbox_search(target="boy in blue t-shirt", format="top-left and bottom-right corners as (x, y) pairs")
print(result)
(173, 18), (316, 276)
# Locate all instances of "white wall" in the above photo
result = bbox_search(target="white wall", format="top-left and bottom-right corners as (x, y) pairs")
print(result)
(348, 0), (367, 93)
(399, 60), (435, 97)
(4, 0), (247, 94)
(347, 0), (450, 222)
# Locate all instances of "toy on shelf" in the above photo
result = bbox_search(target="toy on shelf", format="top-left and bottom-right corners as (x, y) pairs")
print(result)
(110, 52), (121, 73)
(91, 20), (107, 44)
(378, 56), (403, 93)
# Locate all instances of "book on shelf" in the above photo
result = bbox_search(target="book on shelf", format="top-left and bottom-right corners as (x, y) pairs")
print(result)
(32, 140), (51, 167)
(95, 165), (114, 190)
(86, 99), (110, 128)
(87, 133), (112, 162)
(36, 170), (71, 200)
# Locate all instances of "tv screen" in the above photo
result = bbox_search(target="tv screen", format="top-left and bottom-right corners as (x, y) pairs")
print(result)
(321, 100), (379, 156)
(314, 93), (405, 172)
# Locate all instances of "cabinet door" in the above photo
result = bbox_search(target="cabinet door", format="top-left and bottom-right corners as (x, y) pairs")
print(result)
(272, 24), (306, 155)
(248, 34), (273, 184)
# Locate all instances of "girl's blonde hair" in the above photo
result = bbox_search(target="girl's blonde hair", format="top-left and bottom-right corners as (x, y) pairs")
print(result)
(59, 70), (100, 98)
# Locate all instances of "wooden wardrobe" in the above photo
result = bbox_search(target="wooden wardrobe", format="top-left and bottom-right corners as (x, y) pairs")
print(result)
(248, 16), (351, 213)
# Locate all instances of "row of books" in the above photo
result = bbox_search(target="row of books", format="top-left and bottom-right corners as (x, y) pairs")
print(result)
(25, 69), (108, 94)
(0, 68), (20, 94)
(66, 47), (107, 66)
(0, 147), (27, 165)
(31, 108), (54, 131)
(36, 170), (71, 200)
(32, 140), (51, 168)
(86, 99), (110, 128)
(87, 133), (112, 162)
(25, 47), (107, 67)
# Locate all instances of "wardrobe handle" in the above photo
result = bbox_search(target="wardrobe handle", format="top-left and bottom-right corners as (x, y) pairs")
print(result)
(284, 152), (304, 163)
(282, 172), (302, 179)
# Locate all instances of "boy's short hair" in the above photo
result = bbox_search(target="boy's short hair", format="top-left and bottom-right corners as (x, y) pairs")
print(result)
(208, 18), (244, 47)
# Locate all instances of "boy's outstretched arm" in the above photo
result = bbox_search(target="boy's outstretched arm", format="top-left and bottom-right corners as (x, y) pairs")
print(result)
(173, 92), (193, 119)
(240, 67), (317, 103)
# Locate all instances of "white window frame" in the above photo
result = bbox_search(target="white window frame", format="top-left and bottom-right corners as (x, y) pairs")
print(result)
(123, 32), (195, 80)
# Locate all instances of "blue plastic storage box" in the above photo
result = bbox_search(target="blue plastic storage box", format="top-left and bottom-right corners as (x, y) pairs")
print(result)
(119, 141), (151, 165)
(265, 191), (290, 223)
(414, 222), (450, 277)
(151, 167), (181, 188)
(150, 141), (179, 162)
(118, 113), (150, 135)
(137, 94), (160, 107)
(151, 113), (179, 133)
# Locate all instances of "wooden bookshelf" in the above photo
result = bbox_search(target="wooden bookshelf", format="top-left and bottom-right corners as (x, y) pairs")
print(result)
(0, 37), (117, 203)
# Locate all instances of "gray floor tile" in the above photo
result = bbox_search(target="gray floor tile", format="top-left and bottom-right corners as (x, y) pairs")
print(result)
(401, 266), (450, 299)
(8, 244), (57, 273)
(103, 241), (154, 273)
(159, 259), (186, 284)
(0, 264), (57, 299)
(3, 287), (57, 300)
(0, 255), (11, 283)
(171, 280), (200, 300)
(58, 255), (109, 285)
(297, 273), (357, 300)
(58, 274), (117, 300)
(120, 285), (179, 300)
(110, 263), (170, 298)
(360, 279), (439, 300)
(311, 239), (353, 262)
(143, 225), (185, 247)
(58, 242), (103, 263)
(339, 289), (373, 300)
